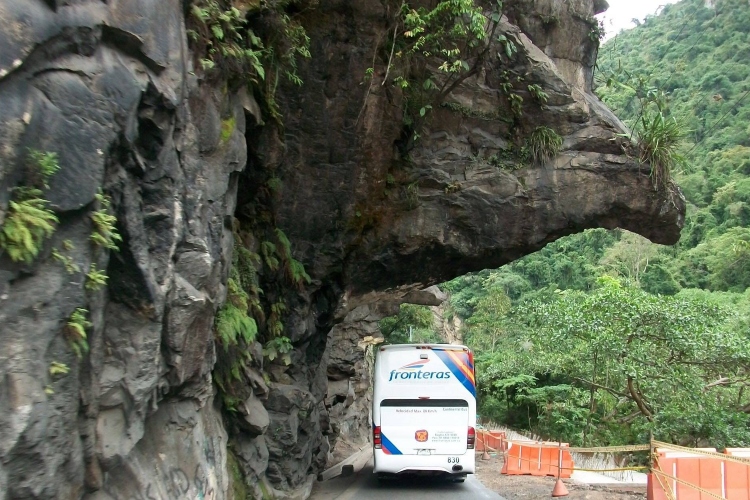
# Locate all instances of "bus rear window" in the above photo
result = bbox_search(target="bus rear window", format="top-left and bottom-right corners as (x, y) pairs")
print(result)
(380, 399), (468, 408)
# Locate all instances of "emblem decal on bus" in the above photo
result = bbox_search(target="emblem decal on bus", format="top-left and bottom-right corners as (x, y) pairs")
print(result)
(415, 430), (428, 442)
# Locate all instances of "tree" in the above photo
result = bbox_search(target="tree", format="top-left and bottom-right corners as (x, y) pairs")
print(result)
(379, 303), (442, 344)
(641, 263), (681, 295)
(478, 277), (750, 447)
(600, 231), (658, 285)
(464, 278), (511, 353)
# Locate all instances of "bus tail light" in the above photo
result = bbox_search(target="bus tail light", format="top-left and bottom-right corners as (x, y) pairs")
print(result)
(467, 426), (476, 449)
(373, 426), (382, 449)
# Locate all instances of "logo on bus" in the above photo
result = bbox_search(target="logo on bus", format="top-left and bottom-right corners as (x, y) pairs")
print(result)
(388, 359), (451, 381)
(415, 430), (428, 442)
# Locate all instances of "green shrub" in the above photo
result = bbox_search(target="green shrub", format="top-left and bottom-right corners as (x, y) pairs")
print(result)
(188, 1), (265, 79)
(636, 112), (685, 190)
(527, 126), (562, 165)
(263, 336), (292, 365)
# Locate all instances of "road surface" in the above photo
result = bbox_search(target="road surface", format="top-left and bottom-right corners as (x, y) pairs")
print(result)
(309, 451), (506, 500)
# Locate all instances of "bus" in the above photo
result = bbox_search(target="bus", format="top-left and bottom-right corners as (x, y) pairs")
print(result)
(372, 343), (477, 482)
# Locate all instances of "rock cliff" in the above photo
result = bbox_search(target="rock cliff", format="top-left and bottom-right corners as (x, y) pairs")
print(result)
(0, 0), (684, 499)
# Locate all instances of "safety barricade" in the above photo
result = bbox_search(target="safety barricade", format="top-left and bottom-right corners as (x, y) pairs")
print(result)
(501, 440), (573, 478)
(649, 442), (750, 500)
(476, 430), (506, 453)
(650, 448), (721, 500)
(724, 448), (750, 500)
(489, 428), (750, 497)
(475, 429), (489, 453)
(492, 430), (508, 452)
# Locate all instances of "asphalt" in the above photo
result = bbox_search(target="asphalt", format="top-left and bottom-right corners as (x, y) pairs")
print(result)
(309, 449), (506, 500)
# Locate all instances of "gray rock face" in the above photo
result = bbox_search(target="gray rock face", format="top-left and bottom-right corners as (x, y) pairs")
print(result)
(260, 2), (683, 299)
(0, 1), (240, 498)
(241, 392), (270, 436)
(0, 1), (685, 499)
(93, 398), (228, 500)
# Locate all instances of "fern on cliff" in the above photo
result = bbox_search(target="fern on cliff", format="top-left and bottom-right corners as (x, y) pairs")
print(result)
(273, 228), (311, 288)
(0, 197), (59, 263)
(65, 307), (92, 358)
(0, 149), (61, 264)
(90, 192), (122, 251)
(216, 275), (258, 349)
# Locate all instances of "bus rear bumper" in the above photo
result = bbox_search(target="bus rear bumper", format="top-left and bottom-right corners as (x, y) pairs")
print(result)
(372, 449), (475, 475)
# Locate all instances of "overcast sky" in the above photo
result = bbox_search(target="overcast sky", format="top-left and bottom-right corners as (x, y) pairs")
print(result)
(596, 0), (681, 41)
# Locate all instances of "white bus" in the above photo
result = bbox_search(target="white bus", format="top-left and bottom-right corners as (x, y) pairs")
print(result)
(372, 343), (477, 482)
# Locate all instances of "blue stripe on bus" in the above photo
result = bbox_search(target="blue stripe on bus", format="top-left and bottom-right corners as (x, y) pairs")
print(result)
(381, 432), (403, 455)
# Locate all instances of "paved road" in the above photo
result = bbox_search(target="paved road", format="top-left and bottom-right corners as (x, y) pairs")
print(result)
(309, 453), (505, 500)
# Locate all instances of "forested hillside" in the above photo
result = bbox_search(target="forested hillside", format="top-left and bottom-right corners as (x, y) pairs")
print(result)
(381, 0), (750, 450)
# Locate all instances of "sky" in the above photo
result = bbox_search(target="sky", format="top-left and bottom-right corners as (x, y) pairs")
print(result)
(596, 0), (681, 41)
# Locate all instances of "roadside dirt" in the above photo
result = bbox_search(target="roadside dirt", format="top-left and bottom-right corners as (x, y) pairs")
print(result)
(475, 454), (647, 500)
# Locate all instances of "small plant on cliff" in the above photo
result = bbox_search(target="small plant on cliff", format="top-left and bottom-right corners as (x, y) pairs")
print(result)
(403, 181), (420, 210)
(52, 240), (80, 274)
(188, 1), (265, 78)
(90, 192), (122, 251)
(220, 115), (237, 143)
(85, 264), (109, 291)
(527, 84), (548, 104)
(267, 300), (286, 338)
(274, 228), (311, 289)
(526, 126), (563, 165)
(539, 14), (559, 30)
(187, 0), (311, 124)
(636, 112), (684, 190)
(260, 240), (280, 271)
(262, 336), (292, 365)
(378, 0), (505, 150)
(445, 180), (462, 194)
(45, 361), (71, 395)
(598, 68), (686, 190)
(65, 308), (92, 358)
(216, 271), (258, 349)
(588, 17), (607, 44)
(27, 149), (61, 182)
(0, 198), (59, 263)
(0, 150), (60, 264)
(397, 0), (493, 78)
(50, 360), (70, 376)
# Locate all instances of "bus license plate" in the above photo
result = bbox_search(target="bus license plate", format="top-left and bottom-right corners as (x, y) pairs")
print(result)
(417, 450), (431, 456)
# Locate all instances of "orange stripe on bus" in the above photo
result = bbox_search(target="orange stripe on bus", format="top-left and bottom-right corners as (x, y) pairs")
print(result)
(446, 350), (475, 385)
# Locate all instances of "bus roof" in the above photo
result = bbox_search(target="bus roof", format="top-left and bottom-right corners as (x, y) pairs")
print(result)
(379, 343), (471, 351)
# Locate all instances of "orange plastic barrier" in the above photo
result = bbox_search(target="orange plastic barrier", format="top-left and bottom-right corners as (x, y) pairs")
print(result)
(476, 430), (506, 452)
(650, 448), (723, 500)
(476, 430), (491, 452)
(724, 448), (750, 500)
(501, 441), (572, 478)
